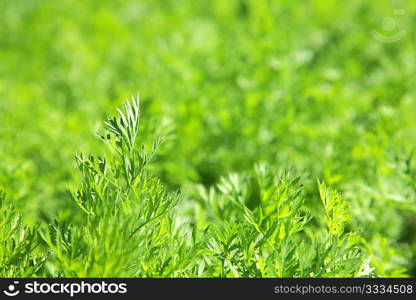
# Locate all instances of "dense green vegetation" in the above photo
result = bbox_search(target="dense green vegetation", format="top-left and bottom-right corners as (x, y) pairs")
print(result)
(0, 0), (415, 277)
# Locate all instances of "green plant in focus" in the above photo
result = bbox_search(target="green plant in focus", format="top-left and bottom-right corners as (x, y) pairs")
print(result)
(40, 96), (200, 277)
(38, 98), (373, 277)
(204, 166), (372, 277)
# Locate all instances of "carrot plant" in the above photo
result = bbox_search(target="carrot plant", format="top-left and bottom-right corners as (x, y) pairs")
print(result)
(0, 94), (413, 277)
(1, 0), (415, 278)
(33, 98), (372, 277)
(39, 97), (202, 277)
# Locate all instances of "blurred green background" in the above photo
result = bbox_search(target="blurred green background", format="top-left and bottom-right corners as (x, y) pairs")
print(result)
(1, 0), (416, 275)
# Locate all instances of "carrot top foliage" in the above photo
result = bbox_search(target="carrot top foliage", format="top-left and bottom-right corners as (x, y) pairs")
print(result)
(0, 0), (415, 277)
